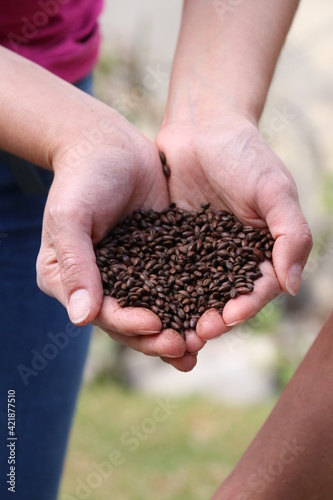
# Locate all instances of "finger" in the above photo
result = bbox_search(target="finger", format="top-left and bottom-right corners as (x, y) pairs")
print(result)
(95, 297), (162, 335)
(271, 218), (312, 296)
(104, 327), (186, 359)
(196, 308), (231, 341)
(37, 230), (66, 303)
(222, 261), (280, 326)
(256, 156), (313, 296)
(56, 231), (103, 326)
(184, 330), (206, 353)
(44, 201), (104, 325)
(161, 352), (198, 372)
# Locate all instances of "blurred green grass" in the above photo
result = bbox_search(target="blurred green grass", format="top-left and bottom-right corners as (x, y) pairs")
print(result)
(60, 378), (276, 500)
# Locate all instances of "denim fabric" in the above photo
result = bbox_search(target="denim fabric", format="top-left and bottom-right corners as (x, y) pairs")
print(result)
(0, 73), (94, 500)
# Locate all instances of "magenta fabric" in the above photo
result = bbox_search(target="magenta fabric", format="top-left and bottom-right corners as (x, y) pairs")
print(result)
(0, 0), (103, 83)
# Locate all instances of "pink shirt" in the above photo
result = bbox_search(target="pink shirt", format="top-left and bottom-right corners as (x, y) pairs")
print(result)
(0, 0), (103, 83)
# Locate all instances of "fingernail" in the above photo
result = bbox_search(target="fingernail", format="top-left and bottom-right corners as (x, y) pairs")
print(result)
(139, 330), (161, 335)
(162, 353), (181, 359)
(225, 320), (243, 327)
(69, 289), (91, 324)
(286, 263), (303, 296)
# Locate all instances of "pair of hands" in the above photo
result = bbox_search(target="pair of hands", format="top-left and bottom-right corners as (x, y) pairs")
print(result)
(36, 103), (312, 372)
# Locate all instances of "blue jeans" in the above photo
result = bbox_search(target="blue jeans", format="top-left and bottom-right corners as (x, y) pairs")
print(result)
(0, 74), (94, 500)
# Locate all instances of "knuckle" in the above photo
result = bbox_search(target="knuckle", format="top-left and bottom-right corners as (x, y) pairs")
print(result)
(47, 202), (66, 226)
(59, 248), (83, 287)
(36, 270), (47, 294)
(47, 200), (89, 229)
(273, 176), (297, 200)
(299, 224), (313, 254)
(36, 258), (45, 290)
(35, 252), (54, 297)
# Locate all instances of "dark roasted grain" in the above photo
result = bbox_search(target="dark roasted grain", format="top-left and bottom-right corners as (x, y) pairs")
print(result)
(95, 203), (274, 336)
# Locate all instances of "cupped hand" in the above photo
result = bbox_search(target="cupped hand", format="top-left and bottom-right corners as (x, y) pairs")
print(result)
(156, 113), (313, 340)
(36, 105), (202, 371)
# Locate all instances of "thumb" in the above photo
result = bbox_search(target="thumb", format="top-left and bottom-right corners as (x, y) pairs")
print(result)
(253, 147), (313, 296)
(264, 188), (313, 296)
(48, 209), (103, 325)
(54, 226), (103, 326)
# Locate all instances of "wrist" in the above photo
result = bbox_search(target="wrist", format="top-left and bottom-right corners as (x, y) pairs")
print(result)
(161, 78), (260, 130)
(162, 0), (300, 128)
(0, 46), (136, 172)
(50, 102), (139, 175)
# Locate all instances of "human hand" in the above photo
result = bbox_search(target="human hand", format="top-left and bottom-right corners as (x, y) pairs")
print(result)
(156, 113), (312, 340)
(36, 106), (202, 371)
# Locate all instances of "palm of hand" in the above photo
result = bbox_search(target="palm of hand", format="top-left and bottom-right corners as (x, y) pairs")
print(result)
(156, 116), (310, 338)
(37, 129), (202, 372)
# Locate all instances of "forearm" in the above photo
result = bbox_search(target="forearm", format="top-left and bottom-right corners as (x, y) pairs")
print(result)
(165, 0), (299, 123)
(213, 311), (333, 499)
(0, 46), (120, 170)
